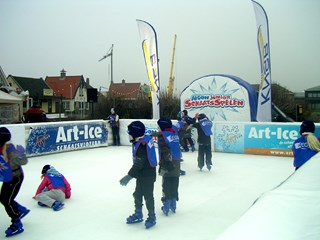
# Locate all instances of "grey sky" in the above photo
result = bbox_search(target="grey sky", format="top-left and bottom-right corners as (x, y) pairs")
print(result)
(0, 0), (319, 94)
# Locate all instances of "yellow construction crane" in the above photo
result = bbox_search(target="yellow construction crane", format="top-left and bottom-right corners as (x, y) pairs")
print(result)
(167, 34), (177, 98)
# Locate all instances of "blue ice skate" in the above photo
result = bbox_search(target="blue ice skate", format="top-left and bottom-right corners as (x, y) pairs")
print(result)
(170, 199), (177, 213)
(161, 200), (171, 216)
(38, 201), (47, 207)
(52, 201), (64, 211)
(5, 219), (24, 237)
(126, 210), (143, 224)
(17, 203), (30, 219)
(207, 164), (212, 171)
(191, 145), (195, 152)
(145, 213), (156, 229)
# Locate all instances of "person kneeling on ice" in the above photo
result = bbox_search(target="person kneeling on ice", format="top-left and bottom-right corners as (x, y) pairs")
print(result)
(119, 121), (157, 229)
(33, 165), (71, 211)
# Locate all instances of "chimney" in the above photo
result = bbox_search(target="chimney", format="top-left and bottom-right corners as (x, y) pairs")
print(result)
(60, 69), (66, 80)
(86, 78), (90, 85)
(122, 79), (125, 85)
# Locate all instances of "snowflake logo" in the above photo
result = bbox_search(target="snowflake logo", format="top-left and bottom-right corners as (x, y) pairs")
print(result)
(186, 76), (243, 121)
(216, 125), (242, 150)
(27, 127), (50, 153)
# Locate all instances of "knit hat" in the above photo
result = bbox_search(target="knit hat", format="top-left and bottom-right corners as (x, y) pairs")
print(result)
(300, 120), (315, 135)
(0, 127), (11, 147)
(41, 165), (51, 175)
(198, 113), (207, 121)
(182, 110), (188, 116)
(128, 121), (145, 139)
(157, 117), (172, 131)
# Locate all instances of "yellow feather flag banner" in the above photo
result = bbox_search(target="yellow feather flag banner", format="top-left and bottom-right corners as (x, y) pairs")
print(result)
(252, 0), (272, 122)
(137, 19), (160, 119)
(142, 41), (156, 92)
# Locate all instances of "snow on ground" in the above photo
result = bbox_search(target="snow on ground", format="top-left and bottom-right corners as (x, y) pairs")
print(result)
(0, 146), (293, 240)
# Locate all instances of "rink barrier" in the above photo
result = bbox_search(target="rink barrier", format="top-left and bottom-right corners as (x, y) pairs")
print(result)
(0, 120), (319, 157)
(216, 152), (320, 240)
(0, 120), (108, 156)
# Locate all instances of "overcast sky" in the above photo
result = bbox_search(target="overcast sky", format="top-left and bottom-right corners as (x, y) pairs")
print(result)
(1, 0), (319, 94)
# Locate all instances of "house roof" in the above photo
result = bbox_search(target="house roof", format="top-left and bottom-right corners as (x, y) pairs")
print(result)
(0, 89), (23, 103)
(8, 75), (50, 98)
(305, 85), (320, 91)
(45, 75), (87, 99)
(109, 82), (141, 99)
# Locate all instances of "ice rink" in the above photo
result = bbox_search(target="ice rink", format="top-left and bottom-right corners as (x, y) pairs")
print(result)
(0, 146), (294, 240)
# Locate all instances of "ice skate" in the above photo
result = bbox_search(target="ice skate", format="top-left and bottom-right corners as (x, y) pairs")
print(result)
(17, 204), (30, 219)
(126, 210), (143, 224)
(5, 219), (24, 237)
(161, 200), (171, 216)
(144, 213), (156, 229)
(52, 201), (64, 211)
(170, 199), (177, 213)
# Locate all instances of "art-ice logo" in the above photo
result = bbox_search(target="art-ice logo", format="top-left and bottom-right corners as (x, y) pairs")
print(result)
(247, 127), (298, 140)
(56, 125), (103, 143)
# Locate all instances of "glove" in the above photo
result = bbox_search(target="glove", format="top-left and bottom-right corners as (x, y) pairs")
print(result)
(119, 175), (133, 186)
(16, 145), (26, 158)
(194, 113), (199, 119)
(166, 161), (174, 172)
(159, 167), (168, 176)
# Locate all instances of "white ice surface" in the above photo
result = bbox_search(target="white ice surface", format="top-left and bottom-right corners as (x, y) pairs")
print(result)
(0, 146), (293, 240)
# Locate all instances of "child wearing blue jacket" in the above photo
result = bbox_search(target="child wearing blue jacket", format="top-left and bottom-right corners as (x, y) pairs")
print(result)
(33, 165), (71, 211)
(192, 113), (213, 171)
(0, 127), (29, 237)
(119, 121), (157, 229)
(155, 117), (182, 216)
(292, 120), (320, 170)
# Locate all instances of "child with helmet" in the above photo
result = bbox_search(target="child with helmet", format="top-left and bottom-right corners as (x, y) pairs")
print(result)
(119, 121), (157, 229)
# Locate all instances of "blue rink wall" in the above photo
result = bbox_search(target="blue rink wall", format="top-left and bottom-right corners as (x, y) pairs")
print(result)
(0, 119), (319, 157)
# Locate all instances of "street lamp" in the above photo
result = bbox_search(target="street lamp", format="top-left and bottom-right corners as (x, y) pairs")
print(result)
(99, 44), (114, 84)
(70, 84), (72, 116)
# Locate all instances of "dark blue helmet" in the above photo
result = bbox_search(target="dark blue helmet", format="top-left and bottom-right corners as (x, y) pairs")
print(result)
(157, 117), (172, 131)
(128, 121), (145, 138)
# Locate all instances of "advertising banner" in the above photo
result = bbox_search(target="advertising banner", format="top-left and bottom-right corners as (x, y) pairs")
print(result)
(214, 122), (320, 157)
(26, 121), (108, 156)
(137, 19), (160, 119)
(252, 0), (272, 122)
(180, 74), (257, 121)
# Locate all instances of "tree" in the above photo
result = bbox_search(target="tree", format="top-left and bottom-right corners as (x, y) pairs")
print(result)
(271, 83), (296, 120)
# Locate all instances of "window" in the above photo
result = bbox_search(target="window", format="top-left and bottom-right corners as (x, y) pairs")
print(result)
(307, 92), (320, 98)
(64, 101), (70, 110)
(309, 103), (320, 110)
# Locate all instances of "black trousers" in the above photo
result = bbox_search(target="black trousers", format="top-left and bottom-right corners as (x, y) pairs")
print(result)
(198, 144), (212, 168)
(161, 176), (179, 202)
(133, 178), (155, 214)
(111, 127), (120, 146)
(181, 129), (194, 151)
(0, 175), (23, 221)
